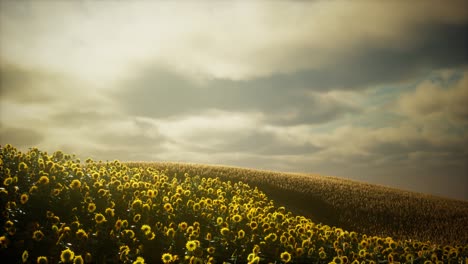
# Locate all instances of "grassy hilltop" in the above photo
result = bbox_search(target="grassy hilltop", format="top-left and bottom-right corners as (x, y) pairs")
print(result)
(1, 145), (467, 264)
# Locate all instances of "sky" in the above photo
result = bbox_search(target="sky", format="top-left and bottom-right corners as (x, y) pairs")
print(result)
(1, 0), (467, 200)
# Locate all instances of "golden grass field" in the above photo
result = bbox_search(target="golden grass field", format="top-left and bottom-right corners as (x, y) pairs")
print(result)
(1, 145), (467, 264)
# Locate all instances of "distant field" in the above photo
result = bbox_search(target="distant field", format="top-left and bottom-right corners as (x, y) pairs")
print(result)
(1, 145), (467, 263)
(127, 162), (468, 246)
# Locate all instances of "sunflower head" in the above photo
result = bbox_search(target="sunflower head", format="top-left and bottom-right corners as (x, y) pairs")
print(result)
(20, 194), (29, 204)
(36, 256), (48, 264)
(88, 203), (96, 213)
(60, 248), (75, 263)
(22, 250), (29, 263)
(161, 253), (173, 264)
(133, 256), (145, 264)
(280, 251), (292, 263)
(73, 255), (83, 264)
(186, 240), (198, 252)
(141, 224), (151, 235)
(32, 230), (44, 241)
(70, 179), (81, 190)
(38, 176), (50, 185)
(95, 213), (106, 224)
(232, 214), (242, 223)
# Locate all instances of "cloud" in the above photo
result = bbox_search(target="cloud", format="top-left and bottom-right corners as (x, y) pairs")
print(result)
(0, 126), (44, 147)
(0, 63), (61, 103)
(1, 1), (467, 82)
(397, 69), (468, 124)
(113, 66), (361, 126)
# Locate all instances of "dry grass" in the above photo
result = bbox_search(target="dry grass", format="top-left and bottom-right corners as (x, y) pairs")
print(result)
(127, 162), (468, 246)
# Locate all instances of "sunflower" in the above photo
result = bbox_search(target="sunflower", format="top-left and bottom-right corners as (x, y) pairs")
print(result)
(60, 248), (75, 263)
(22, 250), (29, 263)
(216, 217), (223, 225)
(193, 203), (201, 211)
(133, 256), (145, 264)
(207, 247), (215, 254)
(76, 229), (88, 240)
(133, 214), (141, 223)
(163, 203), (173, 213)
(141, 224), (151, 235)
(266, 233), (277, 242)
(358, 249), (366, 258)
(124, 229), (135, 239)
(73, 255), (83, 264)
(406, 253), (415, 262)
(95, 213), (106, 224)
(253, 245), (260, 254)
(220, 227), (230, 236)
(32, 230), (44, 241)
(319, 250), (327, 259)
(97, 189), (107, 197)
(36, 256), (48, 264)
(105, 208), (115, 217)
(166, 228), (175, 238)
(232, 214), (242, 223)
(3, 177), (13, 186)
(132, 199), (142, 210)
(92, 172), (100, 180)
(88, 203), (96, 213)
(280, 251), (292, 263)
(115, 219), (123, 230)
(161, 253), (173, 263)
(76, 170), (84, 178)
(249, 221), (258, 230)
(18, 162), (28, 172)
(52, 188), (61, 196)
(332, 257), (343, 264)
(280, 235), (288, 244)
(70, 179), (81, 189)
(238, 229), (245, 239)
(20, 193), (29, 204)
(38, 176), (49, 185)
(186, 240), (198, 251)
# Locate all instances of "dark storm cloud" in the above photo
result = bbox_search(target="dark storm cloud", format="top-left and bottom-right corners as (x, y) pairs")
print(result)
(115, 22), (467, 126)
(0, 126), (44, 147)
(254, 23), (468, 91)
(114, 66), (359, 126)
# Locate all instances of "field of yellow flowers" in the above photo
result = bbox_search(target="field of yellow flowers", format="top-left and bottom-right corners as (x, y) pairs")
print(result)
(136, 162), (468, 247)
(1, 145), (467, 263)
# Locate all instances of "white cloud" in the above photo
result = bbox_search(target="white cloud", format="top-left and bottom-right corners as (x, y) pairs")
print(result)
(1, 0), (467, 83)
(397, 69), (468, 124)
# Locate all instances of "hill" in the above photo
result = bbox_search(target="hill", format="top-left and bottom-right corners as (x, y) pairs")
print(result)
(126, 162), (468, 246)
(1, 145), (467, 263)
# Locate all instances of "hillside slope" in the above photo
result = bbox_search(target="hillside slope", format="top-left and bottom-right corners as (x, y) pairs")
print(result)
(127, 162), (468, 246)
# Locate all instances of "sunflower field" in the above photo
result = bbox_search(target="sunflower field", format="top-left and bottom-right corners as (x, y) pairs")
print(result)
(1, 144), (467, 263)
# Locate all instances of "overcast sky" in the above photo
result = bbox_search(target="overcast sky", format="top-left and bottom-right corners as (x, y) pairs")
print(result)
(1, 0), (467, 200)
